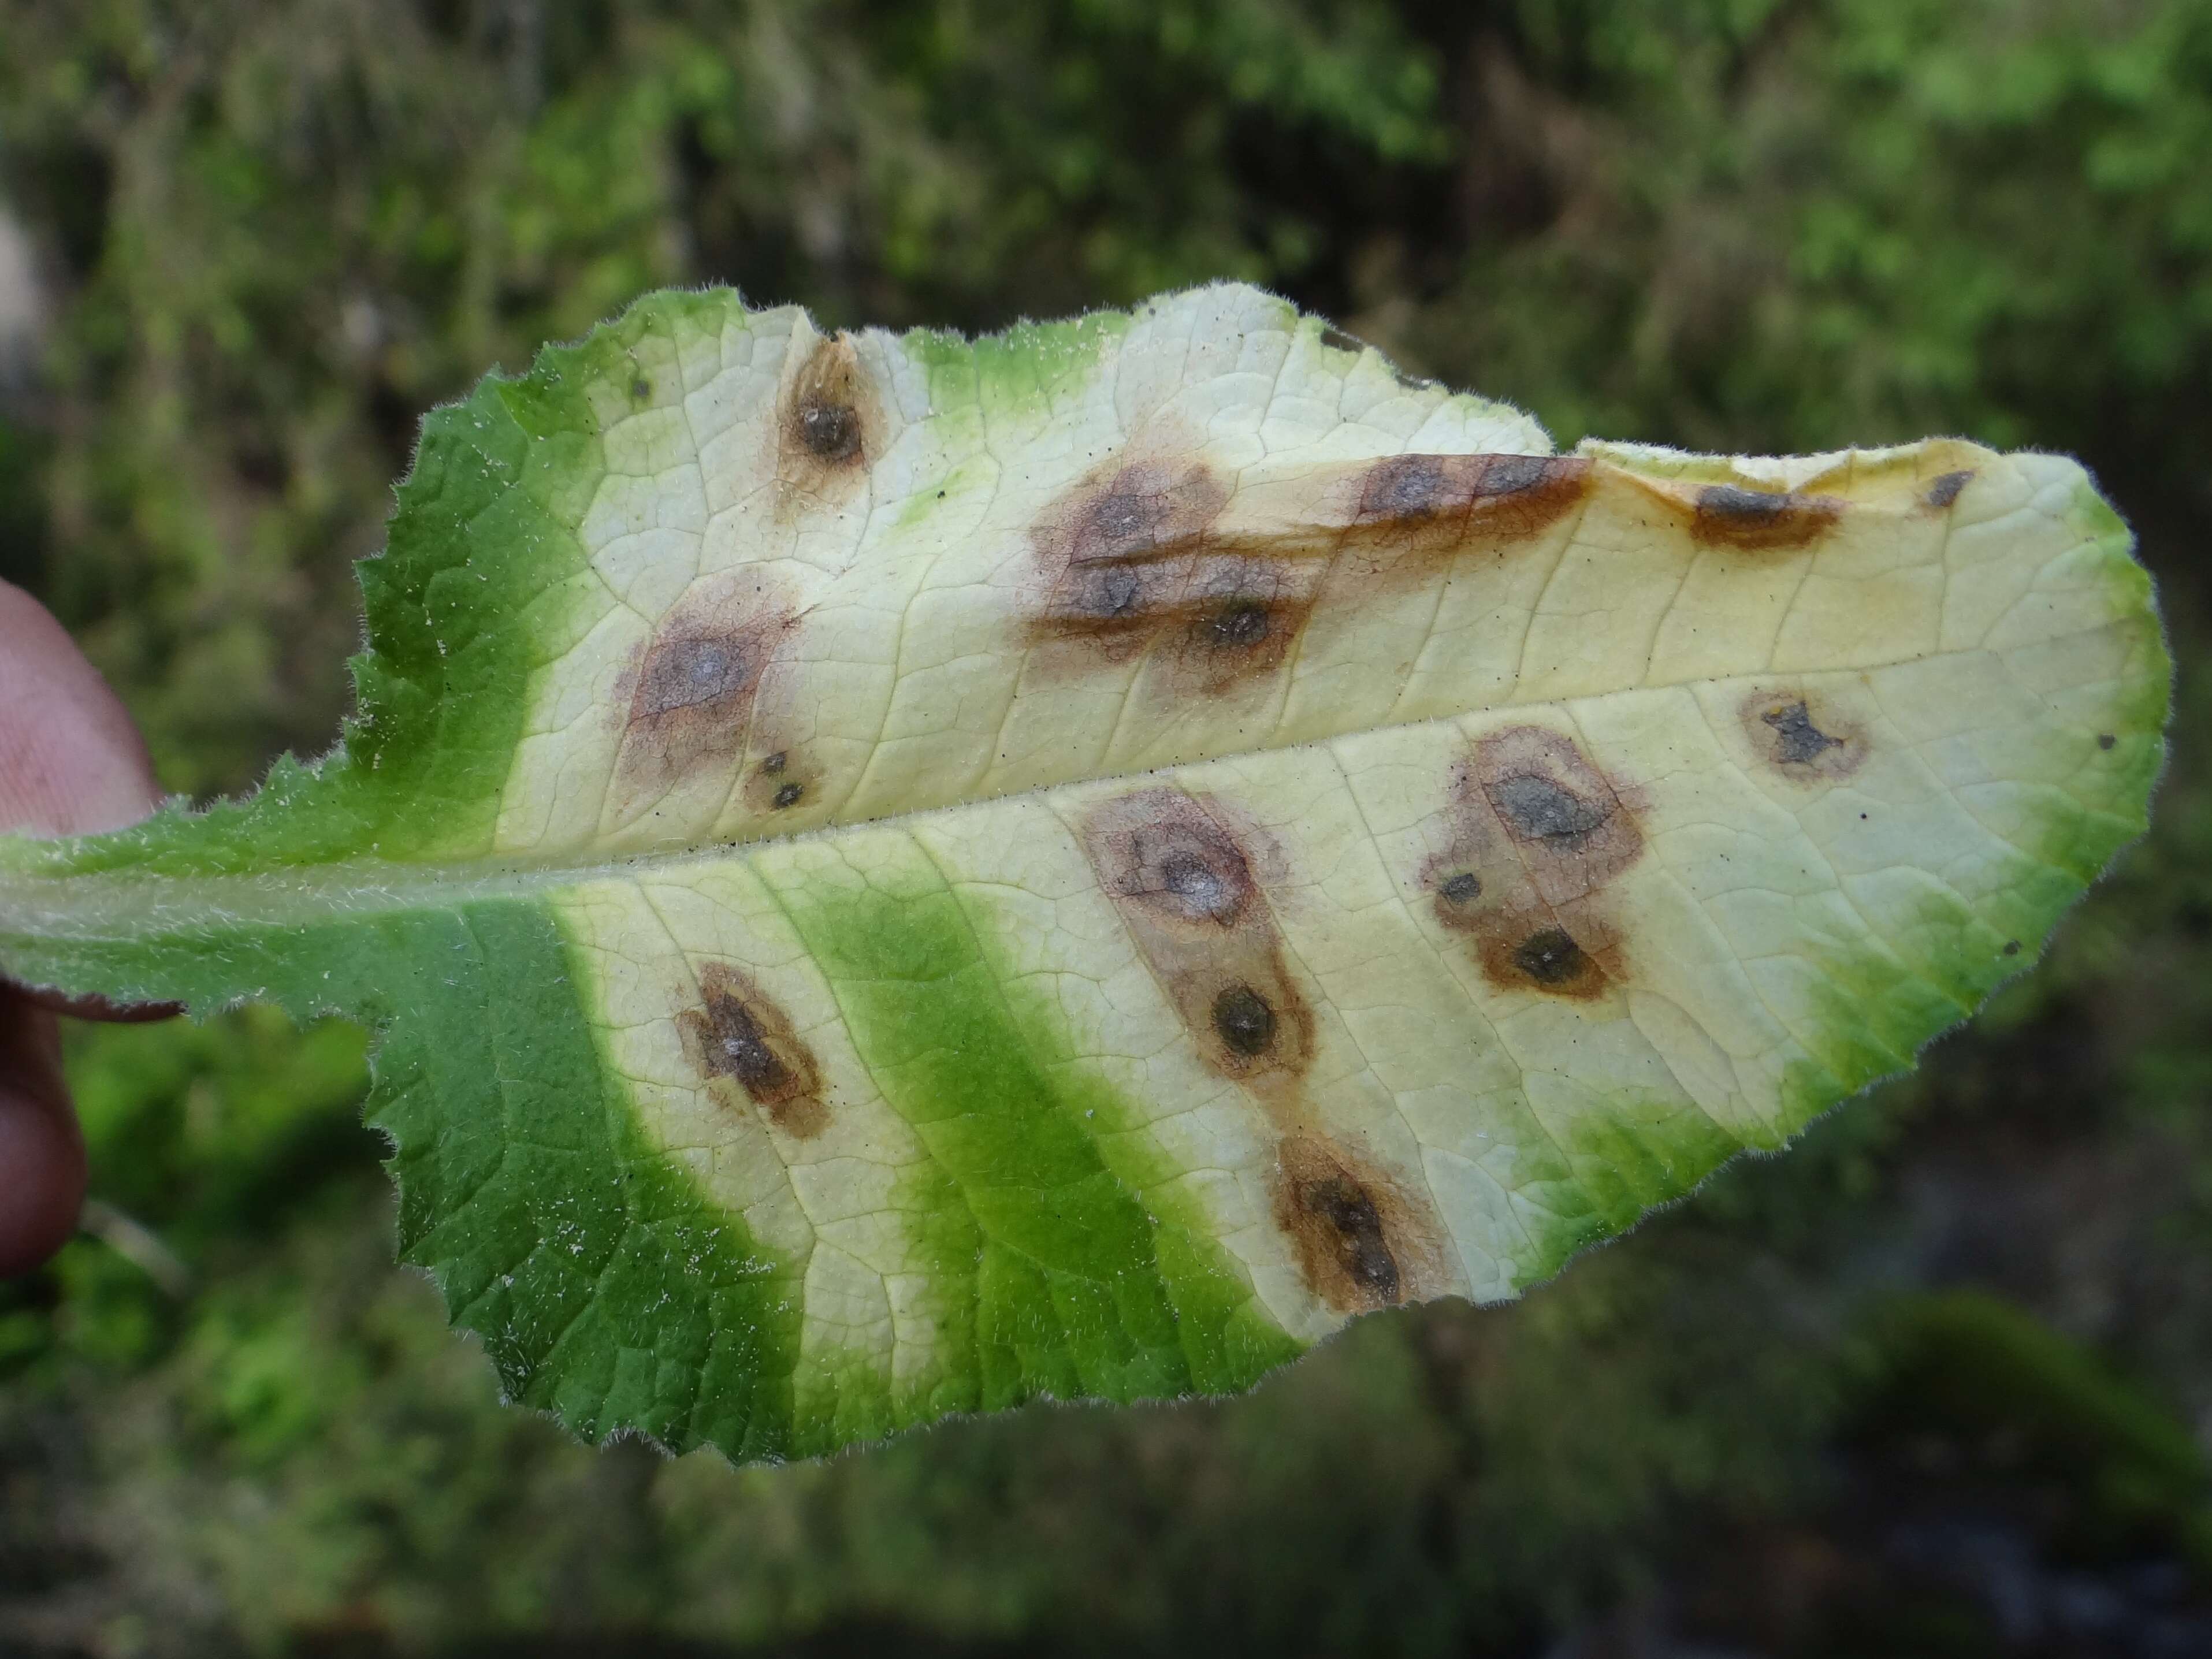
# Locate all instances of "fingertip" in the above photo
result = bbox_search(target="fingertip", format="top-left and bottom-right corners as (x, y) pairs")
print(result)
(0, 578), (164, 838)
(0, 1002), (84, 1279)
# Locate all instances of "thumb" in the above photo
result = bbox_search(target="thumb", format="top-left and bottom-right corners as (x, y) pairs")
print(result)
(0, 578), (165, 1276)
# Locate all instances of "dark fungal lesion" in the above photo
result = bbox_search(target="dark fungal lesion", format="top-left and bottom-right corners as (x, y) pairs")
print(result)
(795, 396), (861, 462)
(1026, 454), (1322, 697)
(1066, 460), (1226, 565)
(612, 585), (795, 798)
(1761, 699), (1843, 765)
(1025, 443), (1592, 706)
(1211, 983), (1278, 1058)
(1473, 726), (1642, 891)
(1487, 771), (1611, 844)
(1101, 797), (1258, 927)
(1689, 482), (1843, 551)
(676, 964), (827, 1139)
(1299, 1177), (1399, 1304)
(1358, 455), (1449, 521)
(1198, 599), (1272, 652)
(1351, 452), (1591, 541)
(1080, 788), (1314, 1081)
(741, 742), (822, 818)
(1511, 927), (1589, 988)
(1925, 469), (1975, 510)
(1275, 1136), (1416, 1312)
(634, 633), (757, 721)
(1418, 724), (1646, 1001)
(1740, 689), (1864, 782)
(1438, 872), (1481, 906)
(776, 330), (880, 499)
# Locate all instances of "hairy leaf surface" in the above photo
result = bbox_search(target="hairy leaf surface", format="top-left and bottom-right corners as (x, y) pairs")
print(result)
(0, 285), (2169, 1459)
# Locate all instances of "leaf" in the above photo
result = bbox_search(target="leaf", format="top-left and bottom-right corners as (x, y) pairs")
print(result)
(0, 284), (2169, 1461)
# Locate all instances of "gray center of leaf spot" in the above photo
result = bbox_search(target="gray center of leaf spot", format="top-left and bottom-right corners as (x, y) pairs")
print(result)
(1094, 568), (1143, 616)
(641, 636), (749, 715)
(1491, 773), (1608, 840)
(1158, 851), (1228, 913)
(1698, 483), (1789, 520)
(1478, 455), (1557, 496)
(1090, 491), (1163, 549)
(1761, 700), (1843, 765)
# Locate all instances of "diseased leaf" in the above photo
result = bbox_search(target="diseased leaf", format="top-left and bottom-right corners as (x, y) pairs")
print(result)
(0, 285), (2169, 1460)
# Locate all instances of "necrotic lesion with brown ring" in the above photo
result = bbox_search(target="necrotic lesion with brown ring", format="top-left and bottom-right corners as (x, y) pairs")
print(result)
(1023, 449), (1593, 702)
(675, 962), (828, 1139)
(1272, 1134), (1437, 1312)
(610, 578), (798, 805)
(1078, 786), (1456, 1312)
(1027, 456), (1314, 694)
(1423, 724), (1647, 1000)
(776, 331), (882, 504)
(1349, 452), (1592, 544)
(738, 744), (824, 820)
(1079, 787), (1312, 1083)
(1689, 483), (1844, 550)
(1738, 688), (1867, 784)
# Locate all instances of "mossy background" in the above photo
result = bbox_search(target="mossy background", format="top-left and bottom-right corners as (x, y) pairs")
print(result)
(4, 2), (2212, 1654)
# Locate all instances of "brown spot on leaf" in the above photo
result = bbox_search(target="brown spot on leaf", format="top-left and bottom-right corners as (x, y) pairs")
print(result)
(635, 634), (756, 721)
(1510, 927), (1595, 989)
(741, 741), (823, 819)
(796, 399), (860, 462)
(1200, 600), (1272, 650)
(1488, 772), (1611, 842)
(1030, 462), (1218, 626)
(1418, 725), (1644, 1000)
(1739, 690), (1865, 783)
(1081, 788), (1313, 1081)
(1470, 921), (1613, 1001)
(1762, 700), (1842, 765)
(1065, 459), (1229, 566)
(1352, 453), (1590, 541)
(1025, 457), (1315, 695)
(778, 332), (879, 500)
(1357, 454), (1450, 521)
(1925, 469), (1975, 510)
(1471, 727), (1642, 902)
(1088, 791), (1258, 927)
(1211, 983), (1278, 1058)
(612, 582), (795, 799)
(676, 964), (827, 1139)
(1274, 1136), (1428, 1312)
(2098, 732), (2117, 751)
(1023, 445), (1593, 709)
(1690, 483), (1843, 550)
